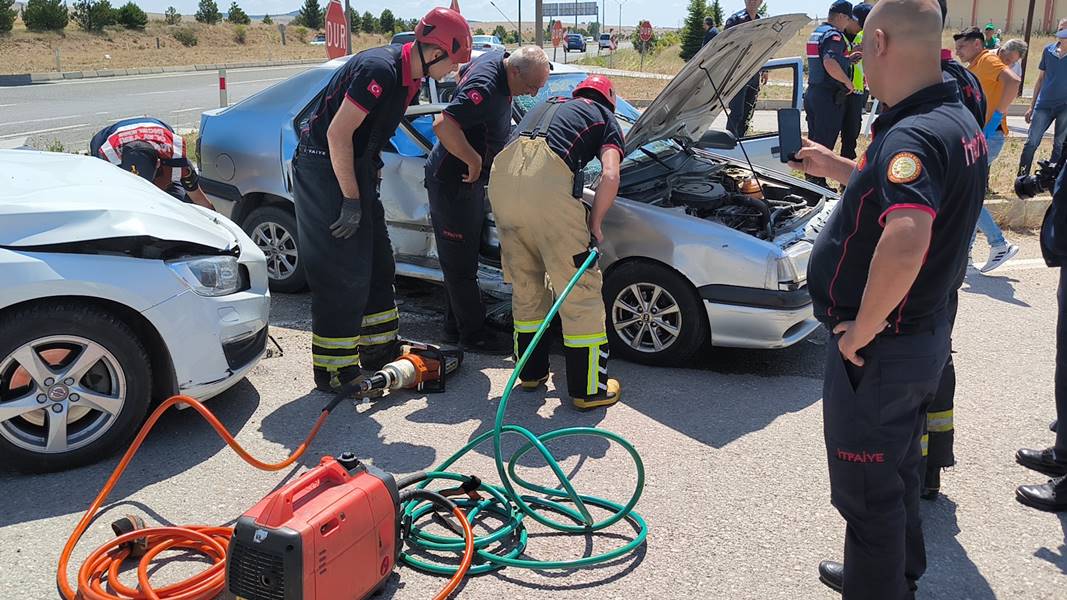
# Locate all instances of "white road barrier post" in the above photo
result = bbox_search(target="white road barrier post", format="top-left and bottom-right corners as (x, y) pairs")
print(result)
(219, 68), (228, 108)
(54, 48), (61, 72)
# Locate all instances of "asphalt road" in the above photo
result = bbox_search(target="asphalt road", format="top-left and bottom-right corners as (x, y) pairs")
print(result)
(1, 235), (1064, 599)
(0, 63), (318, 152)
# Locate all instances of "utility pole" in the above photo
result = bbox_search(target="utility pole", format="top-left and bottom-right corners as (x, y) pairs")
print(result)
(535, 0), (543, 46)
(1021, 0), (1037, 94)
(518, 0), (521, 45)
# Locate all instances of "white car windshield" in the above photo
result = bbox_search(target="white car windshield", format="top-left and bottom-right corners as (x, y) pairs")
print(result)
(473, 36), (496, 43)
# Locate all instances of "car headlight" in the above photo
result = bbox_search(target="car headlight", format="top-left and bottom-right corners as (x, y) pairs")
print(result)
(776, 241), (812, 291)
(167, 256), (242, 296)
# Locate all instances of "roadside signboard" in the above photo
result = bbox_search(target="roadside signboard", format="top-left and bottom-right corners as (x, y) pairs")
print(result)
(639, 20), (653, 42)
(325, 0), (349, 60)
(543, 1), (599, 17)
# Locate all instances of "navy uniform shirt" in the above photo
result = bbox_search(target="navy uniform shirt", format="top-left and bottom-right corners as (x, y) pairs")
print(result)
(941, 49), (986, 127)
(301, 43), (420, 159)
(724, 8), (758, 29)
(702, 27), (719, 46)
(808, 82), (987, 333)
(427, 52), (513, 183)
(817, 25), (851, 89)
(514, 97), (625, 174)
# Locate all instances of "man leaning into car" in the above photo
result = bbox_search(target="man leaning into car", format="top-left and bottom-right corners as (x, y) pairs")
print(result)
(292, 6), (472, 393)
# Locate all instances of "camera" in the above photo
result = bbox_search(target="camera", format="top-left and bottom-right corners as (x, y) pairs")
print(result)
(1015, 160), (1062, 199)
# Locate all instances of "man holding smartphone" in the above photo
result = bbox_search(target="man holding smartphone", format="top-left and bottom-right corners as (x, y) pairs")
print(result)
(790, 0), (985, 596)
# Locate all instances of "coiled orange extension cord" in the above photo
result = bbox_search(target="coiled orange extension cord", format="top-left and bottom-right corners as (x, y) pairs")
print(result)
(56, 394), (474, 600)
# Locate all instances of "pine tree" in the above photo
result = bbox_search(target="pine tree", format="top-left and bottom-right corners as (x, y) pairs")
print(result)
(164, 5), (181, 24)
(226, 1), (249, 24)
(360, 10), (374, 34)
(679, 0), (706, 61)
(116, 1), (147, 29)
(71, 0), (117, 32)
(195, 0), (221, 24)
(706, 0), (723, 28)
(261, 13), (272, 25)
(378, 8), (393, 33)
(492, 24), (506, 40)
(0, 0), (18, 32)
(23, 0), (69, 30)
(297, 0), (321, 30)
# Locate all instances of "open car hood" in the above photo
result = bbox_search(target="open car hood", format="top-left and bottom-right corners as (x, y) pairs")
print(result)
(624, 13), (809, 154)
(0, 150), (237, 251)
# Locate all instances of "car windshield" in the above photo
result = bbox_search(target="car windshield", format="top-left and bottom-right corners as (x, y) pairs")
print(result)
(473, 36), (494, 43)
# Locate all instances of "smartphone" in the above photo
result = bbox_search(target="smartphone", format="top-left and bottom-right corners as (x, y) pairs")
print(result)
(778, 108), (802, 164)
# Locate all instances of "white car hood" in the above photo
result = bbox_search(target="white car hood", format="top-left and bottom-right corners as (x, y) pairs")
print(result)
(0, 150), (237, 251)
(624, 13), (809, 154)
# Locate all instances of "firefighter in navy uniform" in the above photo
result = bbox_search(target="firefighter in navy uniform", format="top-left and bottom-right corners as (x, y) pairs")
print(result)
(487, 76), (625, 409)
(426, 45), (552, 354)
(89, 117), (215, 210)
(723, 0), (764, 138)
(804, 1), (857, 188)
(920, 0), (990, 501)
(790, 0), (986, 597)
(293, 7), (472, 392)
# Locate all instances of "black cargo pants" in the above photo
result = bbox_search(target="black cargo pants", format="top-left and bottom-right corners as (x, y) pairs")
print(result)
(292, 152), (400, 383)
(426, 176), (489, 342)
(925, 291), (958, 472)
(726, 73), (760, 139)
(823, 324), (951, 600)
(804, 85), (848, 188)
(840, 91), (868, 161)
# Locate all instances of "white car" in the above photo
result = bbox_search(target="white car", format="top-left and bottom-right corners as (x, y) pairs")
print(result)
(0, 150), (270, 472)
(472, 34), (506, 52)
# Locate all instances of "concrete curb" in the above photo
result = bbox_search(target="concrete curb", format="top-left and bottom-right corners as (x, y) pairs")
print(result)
(988, 196), (1051, 230)
(0, 58), (324, 87)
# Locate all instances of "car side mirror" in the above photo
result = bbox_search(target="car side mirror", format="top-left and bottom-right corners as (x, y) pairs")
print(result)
(697, 129), (738, 150)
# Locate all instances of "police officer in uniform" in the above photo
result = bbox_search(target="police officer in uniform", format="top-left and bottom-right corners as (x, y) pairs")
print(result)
(293, 7), (472, 392)
(790, 0), (986, 596)
(426, 45), (551, 354)
(723, 0), (765, 138)
(920, 0), (990, 501)
(804, 1), (857, 187)
(89, 117), (215, 210)
(487, 75), (625, 409)
(840, 3), (871, 162)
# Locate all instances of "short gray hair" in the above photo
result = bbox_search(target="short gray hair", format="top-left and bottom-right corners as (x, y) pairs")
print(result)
(507, 45), (550, 76)
(1002, 38), (1028, 57)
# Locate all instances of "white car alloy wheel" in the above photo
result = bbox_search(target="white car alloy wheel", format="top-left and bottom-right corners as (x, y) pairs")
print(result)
(612, 283), (682, 353)
(0, 335), (126, 455)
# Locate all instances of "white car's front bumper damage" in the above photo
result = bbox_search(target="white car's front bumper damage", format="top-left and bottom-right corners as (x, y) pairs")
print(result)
(698, 283), (821, 350)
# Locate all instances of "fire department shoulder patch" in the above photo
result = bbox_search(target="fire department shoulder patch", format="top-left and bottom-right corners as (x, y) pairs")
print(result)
(887, 152), (922, 184)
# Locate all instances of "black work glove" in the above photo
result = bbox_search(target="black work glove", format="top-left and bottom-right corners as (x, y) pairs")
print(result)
(179, 166), (200, 191)
(330, 197), (362, 239)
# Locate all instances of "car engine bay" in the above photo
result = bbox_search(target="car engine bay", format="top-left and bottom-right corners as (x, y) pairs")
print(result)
(618, 162), (825, 240)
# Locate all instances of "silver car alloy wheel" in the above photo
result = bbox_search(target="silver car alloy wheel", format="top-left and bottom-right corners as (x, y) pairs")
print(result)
(252, 221), (298, 282)
(0, 336), (127, 454)
(612, 283), (682, 353)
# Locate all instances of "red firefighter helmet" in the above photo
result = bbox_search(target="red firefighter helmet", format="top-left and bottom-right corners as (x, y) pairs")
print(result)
(416, 7), (473, 65)
(572, 75), (616, 111)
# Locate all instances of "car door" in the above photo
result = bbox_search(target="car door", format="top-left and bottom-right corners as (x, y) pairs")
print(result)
(711, 56), (804, 173)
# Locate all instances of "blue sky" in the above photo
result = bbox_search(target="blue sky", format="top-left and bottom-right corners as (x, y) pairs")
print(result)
(136, 0), (831, 27)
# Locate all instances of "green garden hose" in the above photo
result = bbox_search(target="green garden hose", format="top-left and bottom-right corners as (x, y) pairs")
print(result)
(398, 247), (649, 575)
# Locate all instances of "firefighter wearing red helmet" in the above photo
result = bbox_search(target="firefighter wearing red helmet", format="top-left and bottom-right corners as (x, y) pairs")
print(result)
(292, 6), (472, 393)
(486, 75), (626, 409)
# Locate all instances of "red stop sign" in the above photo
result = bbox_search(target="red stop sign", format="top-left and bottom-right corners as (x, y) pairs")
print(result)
(551, 20), (564, 47)
(325, 0), (348, 60)
(639, 21), (652, 42)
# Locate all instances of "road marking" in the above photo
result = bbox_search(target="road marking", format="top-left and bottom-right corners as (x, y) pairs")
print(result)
(95, 111), (110, 115)
(133, 89), (182, 96)
(0, 123), (88, 139)
(0, 114), (83, 128)
(990, 257), (1049, 272)
(0, 103), (16, 108)
(171, 106), (209, 113)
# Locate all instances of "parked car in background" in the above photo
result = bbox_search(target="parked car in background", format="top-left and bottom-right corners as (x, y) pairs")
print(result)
(598, 32), (614, 51)
(310, 33), (326, 45)
(0, 150), (270, 472)
(564, 32), (586, 52)
(585, 36), (595, 44)
(472, 35), (506, 52)
(197, 14), (826, 366)
(391, 31), (416, 45)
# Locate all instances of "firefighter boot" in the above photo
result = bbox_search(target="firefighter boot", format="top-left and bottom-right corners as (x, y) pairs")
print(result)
(515, 327), (550, 391)
(564, 344), (620, 410)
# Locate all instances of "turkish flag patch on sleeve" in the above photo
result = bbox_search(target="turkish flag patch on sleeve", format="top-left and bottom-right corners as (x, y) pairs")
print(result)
(469, 90), (484, 105)
(368, 80), (383, 98)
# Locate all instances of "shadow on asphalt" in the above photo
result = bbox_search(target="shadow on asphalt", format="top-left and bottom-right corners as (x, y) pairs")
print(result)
(1033, 513), (1067, 576)
(0, 378), (262, 528)
(922, 497), (996, 599)
(961, 270), (1030, 308)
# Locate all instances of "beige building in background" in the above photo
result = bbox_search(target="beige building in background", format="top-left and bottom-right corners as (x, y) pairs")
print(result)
(945, 0), (1065, 33)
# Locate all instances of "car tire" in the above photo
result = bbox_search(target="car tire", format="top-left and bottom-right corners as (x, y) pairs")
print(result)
(603, 261), (708, 366)
(0, 302), (152, 473)
(243, 205), (306, 294)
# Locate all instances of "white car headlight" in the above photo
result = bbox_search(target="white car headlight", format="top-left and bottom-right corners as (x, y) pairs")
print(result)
(167, 256), (242, 296)
(776, 241), (813, 291)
